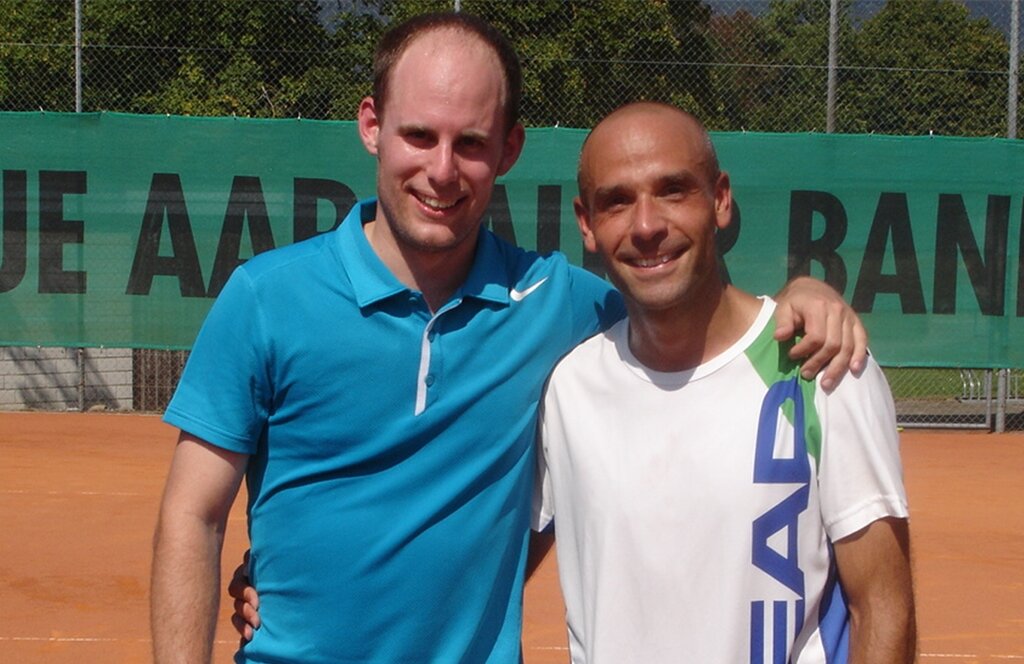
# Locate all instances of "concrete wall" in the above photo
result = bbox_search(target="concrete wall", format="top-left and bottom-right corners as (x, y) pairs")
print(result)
(0, 347), (133, 411)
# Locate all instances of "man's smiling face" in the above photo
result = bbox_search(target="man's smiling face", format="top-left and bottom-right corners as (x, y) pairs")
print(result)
(359, 28), (523, 260)
(574, 103), (732, 318)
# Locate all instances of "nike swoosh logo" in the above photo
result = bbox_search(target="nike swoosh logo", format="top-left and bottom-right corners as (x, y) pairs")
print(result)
(510, 277), (549, 302)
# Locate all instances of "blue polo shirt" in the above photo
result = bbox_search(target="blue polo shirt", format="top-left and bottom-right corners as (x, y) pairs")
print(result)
(164, 199), (624, 663)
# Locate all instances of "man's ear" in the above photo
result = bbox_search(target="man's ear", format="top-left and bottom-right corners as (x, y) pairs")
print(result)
(497, 123), (526, 176)
(357, 96), (380, 156)
(714, 171), (734, 231)
(573, 197), (598, 254)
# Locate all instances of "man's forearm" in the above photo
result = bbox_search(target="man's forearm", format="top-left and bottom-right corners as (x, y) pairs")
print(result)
(151, 514), (225, 664)
(847, 601), (916, 664)
(836, 518), (916, 664)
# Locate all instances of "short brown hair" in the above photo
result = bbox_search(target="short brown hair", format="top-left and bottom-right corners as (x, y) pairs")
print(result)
(372, 12), (523, 133)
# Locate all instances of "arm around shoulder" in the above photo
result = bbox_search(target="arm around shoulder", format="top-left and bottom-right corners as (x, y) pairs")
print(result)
(833, 516), (916, 664)
(151, 431), (248, 664)
(772, 275), (868, 389)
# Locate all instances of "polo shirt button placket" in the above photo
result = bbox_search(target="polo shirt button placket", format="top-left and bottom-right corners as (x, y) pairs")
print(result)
(425, 324), (439, 390)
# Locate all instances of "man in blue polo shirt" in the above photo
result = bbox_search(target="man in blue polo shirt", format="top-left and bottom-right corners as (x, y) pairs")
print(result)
(150, 12), (867, 664)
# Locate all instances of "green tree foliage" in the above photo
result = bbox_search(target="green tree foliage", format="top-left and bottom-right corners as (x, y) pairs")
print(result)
(0, 0), (1017, 136)
(82, 0), (328, 116)
(463, 0), (716, 128)
(352, 0), (717, 128)
(845, 0), (1009, 135)
(280, 8), (383, 119)
(708, 0), (855, 132)
(0, 0), (77, 111)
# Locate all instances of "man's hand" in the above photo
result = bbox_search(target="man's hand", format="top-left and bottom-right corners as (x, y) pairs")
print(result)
(526, 530), (555, 581)
(228, 549), (261, 642)
(773, 276), (868, 390)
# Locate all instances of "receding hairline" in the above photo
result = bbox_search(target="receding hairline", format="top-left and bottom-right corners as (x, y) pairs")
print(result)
(372, 12), (522, 133)
(576, 102), (721, 202)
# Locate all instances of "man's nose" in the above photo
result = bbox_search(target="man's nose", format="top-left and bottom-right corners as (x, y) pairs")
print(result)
(632, 197), (667, 241)
(426, 143), (458, 186)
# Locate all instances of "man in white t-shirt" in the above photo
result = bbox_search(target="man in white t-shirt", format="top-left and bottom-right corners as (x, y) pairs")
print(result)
(533, 102), (916, 664)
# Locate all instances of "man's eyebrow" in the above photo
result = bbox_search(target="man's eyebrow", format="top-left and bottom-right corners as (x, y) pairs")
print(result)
(591, 171), (700, 200)
(592, 184), (627, 200)
(657, 171), (701, 188)
(397, 122), (431, 134)
(459, 128), (491, 142)
(395, 124), (492, 143)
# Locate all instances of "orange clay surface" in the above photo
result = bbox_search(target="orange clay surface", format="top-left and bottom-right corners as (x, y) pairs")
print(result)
(1, 412), (1021, 663)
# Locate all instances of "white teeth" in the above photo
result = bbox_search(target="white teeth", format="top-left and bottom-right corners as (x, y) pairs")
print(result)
(633, 255), (673, 268)
(418, 194), (458, 210)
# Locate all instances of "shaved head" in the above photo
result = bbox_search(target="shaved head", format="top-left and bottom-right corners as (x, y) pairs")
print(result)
(577, 102), (720, 207)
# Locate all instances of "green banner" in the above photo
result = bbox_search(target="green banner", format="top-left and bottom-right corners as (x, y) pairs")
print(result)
(1, 112), (1021, 366)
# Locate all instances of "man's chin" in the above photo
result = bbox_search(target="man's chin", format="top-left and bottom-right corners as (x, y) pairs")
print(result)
(398, 228), (477, 255)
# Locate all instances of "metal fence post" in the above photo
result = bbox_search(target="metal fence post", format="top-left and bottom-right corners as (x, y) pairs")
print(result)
(985, 369), (993, 430)
(995, 368), (1007, 432)
(75, 0), (82, 113)
(77, 347), (85, 411)
(827, 0), (839, 133)
(1010, 0), (1019, 139)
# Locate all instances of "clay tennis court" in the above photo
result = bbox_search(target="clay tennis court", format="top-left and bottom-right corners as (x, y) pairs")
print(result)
(1, 411), (1021, 663)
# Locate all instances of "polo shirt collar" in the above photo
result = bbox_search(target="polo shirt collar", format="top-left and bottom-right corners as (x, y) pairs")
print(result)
(458, 225), (511, 306)
(336, 198), (511, 309)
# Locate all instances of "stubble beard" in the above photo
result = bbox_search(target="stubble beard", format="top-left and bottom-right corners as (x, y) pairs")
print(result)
(377, 194), (479, 256)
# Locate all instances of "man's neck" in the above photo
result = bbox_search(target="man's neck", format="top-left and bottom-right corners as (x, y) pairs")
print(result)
(627, 284), (762, 373)
(363, 218), (477, 312)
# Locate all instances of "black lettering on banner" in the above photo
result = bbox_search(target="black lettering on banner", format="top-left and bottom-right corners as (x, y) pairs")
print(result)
(207, 176), (276, 298)
(933, 194), (1008, 316)
(536, 185), (561, 255)
(126, 173), (206, 297)
(484, 184), (516, 245)
(293, 178), (356, 242)
(851, 193), (926, 314)
(716, 199), (741, 286)
(39, 170), (87, 294)
(787, 191), (848, 293)
(0, 170), (28, 293)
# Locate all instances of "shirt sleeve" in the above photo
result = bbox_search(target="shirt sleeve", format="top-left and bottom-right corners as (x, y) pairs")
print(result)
(162, 266), (271, 454)
(566, 264), (626, 341)
(532, 383), (563, 533)
(817, 356), (910, 542)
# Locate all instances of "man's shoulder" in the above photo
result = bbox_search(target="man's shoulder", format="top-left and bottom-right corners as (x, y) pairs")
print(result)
(549, 319), (624, 380)
(237, 230), (337, 282)
(480, 230), (597, 303)
(482, 229), (572, 277)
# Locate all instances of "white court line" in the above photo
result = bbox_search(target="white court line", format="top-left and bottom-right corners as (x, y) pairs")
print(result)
(0, 636), (236, 644)
(921, 656), (1024, 660)
(2, 639), (1020, 659)
(523, 652), (1024, 660)
(0, 489), (143, 497)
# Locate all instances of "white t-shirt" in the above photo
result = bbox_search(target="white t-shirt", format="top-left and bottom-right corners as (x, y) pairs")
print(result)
(533, 298), (908, 664)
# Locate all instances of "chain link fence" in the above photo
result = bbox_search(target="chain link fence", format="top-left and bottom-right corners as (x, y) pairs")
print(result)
(1, 0), (1022, 427)
(3, 0), (1020, 133)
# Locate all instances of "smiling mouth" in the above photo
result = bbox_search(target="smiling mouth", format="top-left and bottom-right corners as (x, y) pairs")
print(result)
(628, 251), (682, 268)
(416, 193), (463, 211)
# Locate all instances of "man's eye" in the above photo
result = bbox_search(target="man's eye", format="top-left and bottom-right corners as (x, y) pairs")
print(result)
(599, 196), (628, 211)
(405, 130), (431, 143)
